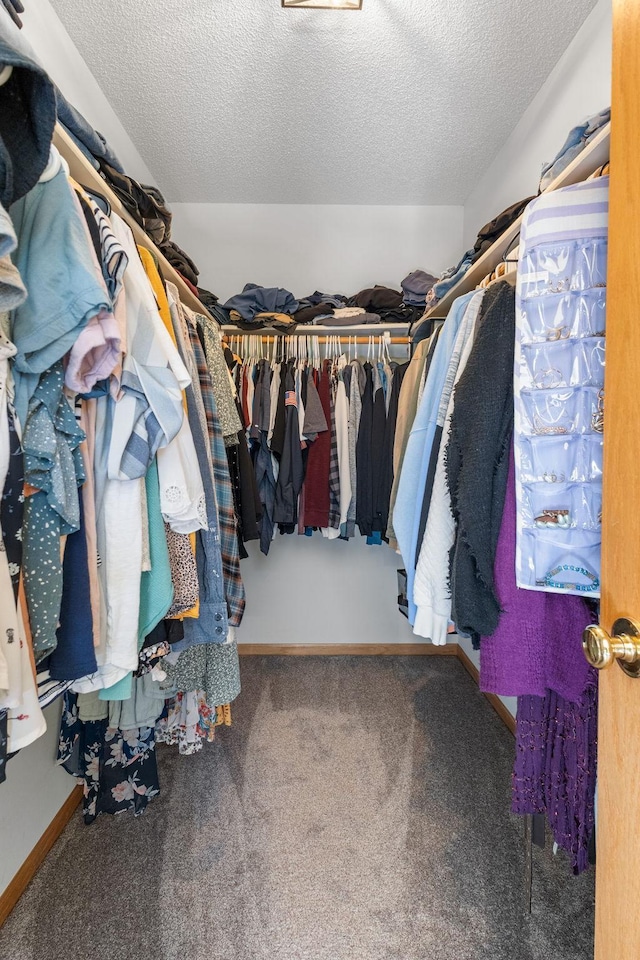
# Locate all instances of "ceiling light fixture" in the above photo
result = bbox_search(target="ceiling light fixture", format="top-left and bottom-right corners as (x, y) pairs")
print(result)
(282, 0), (362, 9)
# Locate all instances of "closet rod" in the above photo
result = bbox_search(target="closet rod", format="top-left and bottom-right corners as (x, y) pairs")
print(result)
(222, 335), (409, 345)
(51, 125), (216, 324)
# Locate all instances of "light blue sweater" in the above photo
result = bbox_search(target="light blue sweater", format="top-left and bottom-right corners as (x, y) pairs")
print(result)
(393, 292), (475, 622)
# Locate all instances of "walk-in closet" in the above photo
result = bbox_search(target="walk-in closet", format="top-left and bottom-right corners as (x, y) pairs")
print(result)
(0, 1), (638, 958)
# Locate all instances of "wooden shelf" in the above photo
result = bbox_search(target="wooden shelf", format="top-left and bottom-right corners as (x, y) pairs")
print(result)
(422, 122), (611, 320)
(52, 125), (215, 322)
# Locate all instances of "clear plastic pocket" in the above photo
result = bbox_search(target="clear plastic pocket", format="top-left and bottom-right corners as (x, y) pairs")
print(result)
(572, 238), (608, 291)
(520, 435), (581, 483)
(520, 242), (575, 298)
(520, 387), (581, 436)
(521, 294), (573, 342)
(529, 482), (602, 530)
(581, 436), (604, 481)
(519, 528), (601, 596)
(575, 290), (607, 337)
(522, 481), (579, 530)
(521, 339), (581, 388)
(578, 337), (605, 386)
(582, 483), (603, 529)
(583, 386), (605, 435)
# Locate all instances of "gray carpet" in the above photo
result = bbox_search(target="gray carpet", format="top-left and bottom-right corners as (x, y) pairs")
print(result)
(0, 656), (594, 960)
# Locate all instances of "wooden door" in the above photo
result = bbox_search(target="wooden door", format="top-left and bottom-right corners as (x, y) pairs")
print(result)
(594, 2), (640, 957)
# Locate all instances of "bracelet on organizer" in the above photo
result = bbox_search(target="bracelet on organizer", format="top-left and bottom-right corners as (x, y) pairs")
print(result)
(534, 509), (570, 528)
(536, 563), (600, 592)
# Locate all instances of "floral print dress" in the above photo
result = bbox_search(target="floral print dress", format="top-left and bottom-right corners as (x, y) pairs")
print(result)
(58, 690), (160, 823)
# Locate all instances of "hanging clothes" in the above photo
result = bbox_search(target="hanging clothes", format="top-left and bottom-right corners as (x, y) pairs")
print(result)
(302, 363), (331, 529)
(446, 281), (516, 642)
(411, 291), (483, 643)
(386, 331), (438, 548)
(273, 364), (304, 532)
(393, 291), (476, 622)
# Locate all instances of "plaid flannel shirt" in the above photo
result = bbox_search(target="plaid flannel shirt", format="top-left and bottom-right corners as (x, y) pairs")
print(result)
(188, 324), (245, 627)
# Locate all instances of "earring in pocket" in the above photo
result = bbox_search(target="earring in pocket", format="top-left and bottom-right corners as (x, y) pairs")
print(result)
(534, 367), (564, 389)
(545, 324), (570, 341)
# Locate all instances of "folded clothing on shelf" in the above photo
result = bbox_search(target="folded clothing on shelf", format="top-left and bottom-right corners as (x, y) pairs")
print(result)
(470, 196), (536, 264)
(401, 270), (437, 306)
(540, 108), (610, 191)
(56, 88), (125, 173)
(223, 283), (299, 321)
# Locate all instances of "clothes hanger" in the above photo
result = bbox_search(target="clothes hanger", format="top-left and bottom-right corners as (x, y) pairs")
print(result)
(383, 331), (392, 365)
(1, 0), (24, 29)
(83, 186), (112, 217)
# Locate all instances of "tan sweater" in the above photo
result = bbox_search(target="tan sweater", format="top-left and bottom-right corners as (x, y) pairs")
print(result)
(386, 333), (436, 549)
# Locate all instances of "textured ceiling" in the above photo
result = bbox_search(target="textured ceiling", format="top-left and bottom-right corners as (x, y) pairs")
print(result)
(50, 0), (597, 205)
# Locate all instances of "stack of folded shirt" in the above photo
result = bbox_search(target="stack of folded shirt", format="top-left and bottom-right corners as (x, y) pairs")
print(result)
(425, 250), (475, 308)
(540, 108), (610, 191)
(55, 88), (125, 174)
(401, 270), (437, 307)
(54, 90), (206, 291)
(470, 196), (535, 264)
(159, 239), (199, 287)
(294, 302), (336, 324)
(347, 285), (423, 324)
(314, 307), (382, 326)
(223, 283), (300, 331)
(301, 291), (347, 308)
(293, 291), (349, 324)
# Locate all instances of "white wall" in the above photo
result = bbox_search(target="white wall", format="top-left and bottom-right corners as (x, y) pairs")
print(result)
(237, 537), (414, 647)
(0, 701), (77, 897)
(170, 203), (463, 301)
(15, 0), (156, 185)
(463, 0), (612, 247)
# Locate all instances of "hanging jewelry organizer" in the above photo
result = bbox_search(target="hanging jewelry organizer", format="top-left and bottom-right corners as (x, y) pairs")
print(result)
(513, 177), (608, 597)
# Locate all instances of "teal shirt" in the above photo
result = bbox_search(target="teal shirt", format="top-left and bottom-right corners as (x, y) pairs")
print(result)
(10, 167), (109, 429)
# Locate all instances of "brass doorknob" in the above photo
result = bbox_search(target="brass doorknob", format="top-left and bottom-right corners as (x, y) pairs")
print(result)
(583, 617), (640, 677)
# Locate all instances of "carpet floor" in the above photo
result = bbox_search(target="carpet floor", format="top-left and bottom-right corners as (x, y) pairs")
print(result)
(0, 656), (594, 960)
